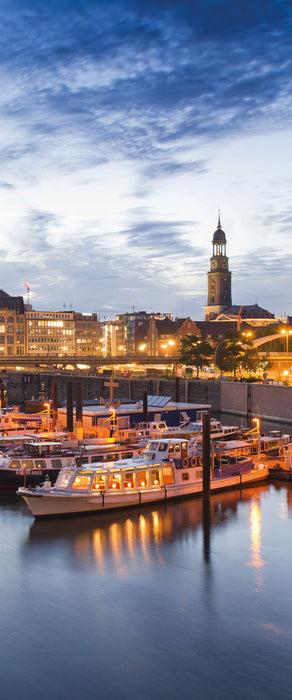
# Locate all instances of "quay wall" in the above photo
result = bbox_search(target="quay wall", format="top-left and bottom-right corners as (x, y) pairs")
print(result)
(3, 372), (292, 425)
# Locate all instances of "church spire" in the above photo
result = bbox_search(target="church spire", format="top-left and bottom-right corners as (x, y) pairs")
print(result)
(217, 209), (221, 228)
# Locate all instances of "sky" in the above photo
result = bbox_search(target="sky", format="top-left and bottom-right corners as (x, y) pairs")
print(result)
(0, 0), (291, 321)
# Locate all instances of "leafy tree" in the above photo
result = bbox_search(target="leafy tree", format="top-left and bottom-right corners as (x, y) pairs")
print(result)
(179, 334), (214, 378)
(215, 338), (244, 377)
(215, 330), (261, 377)
(240, 346), (261, 375)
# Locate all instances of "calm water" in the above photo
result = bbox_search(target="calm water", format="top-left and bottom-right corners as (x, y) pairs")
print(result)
(1, 480), (292, 700)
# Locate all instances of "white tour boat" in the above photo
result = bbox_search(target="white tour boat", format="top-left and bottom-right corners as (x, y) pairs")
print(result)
(115, 418), (241, 444)
(17, 436), (269, 518)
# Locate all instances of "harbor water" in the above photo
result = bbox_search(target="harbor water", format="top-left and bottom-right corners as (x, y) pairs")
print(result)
(1, 476), (292, 699)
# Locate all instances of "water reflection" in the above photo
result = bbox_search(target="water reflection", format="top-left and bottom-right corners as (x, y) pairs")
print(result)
(24, 486), (270, 573)
(248, 497), (265, 589)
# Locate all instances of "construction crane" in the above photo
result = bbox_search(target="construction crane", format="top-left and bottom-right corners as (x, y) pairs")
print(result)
(22, 281), (30, 308)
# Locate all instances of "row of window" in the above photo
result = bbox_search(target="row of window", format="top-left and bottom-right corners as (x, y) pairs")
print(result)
(57, 465), (176, 491)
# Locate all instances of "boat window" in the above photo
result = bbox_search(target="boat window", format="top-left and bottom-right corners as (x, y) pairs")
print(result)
(168, 444), (174, 453)
(108, 472), (122, 490)
(51, 459), (62, 469)
(22, 460), (34, 470)
(174, 444), (181, 453)
(72, 472), (93, 490)
(9, 460), (21, 469)
(182, 472), (189, 481)
(91, 473), (108, 490)
(105, 453), (118, 461)
(149, 442), (158, 450)
(123, 471), (136, 489)
(150, 469), (161, 486)
(35, 459), (46, 469)
(55, 471), (74, 489)
(137, 470), (149, 488)
(163, 466), (175, 485)
(122, 451), (133, 458)
(158, 443), (167, 452)
(81, 457), (89, 464)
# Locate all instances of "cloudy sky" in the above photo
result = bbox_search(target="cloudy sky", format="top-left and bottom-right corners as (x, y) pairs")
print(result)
(0, 0), (291, 321)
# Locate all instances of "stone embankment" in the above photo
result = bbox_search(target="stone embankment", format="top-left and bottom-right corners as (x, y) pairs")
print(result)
(4, 372), (292, 424)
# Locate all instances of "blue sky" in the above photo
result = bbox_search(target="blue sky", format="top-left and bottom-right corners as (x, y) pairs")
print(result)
(0, 0), (291, 321)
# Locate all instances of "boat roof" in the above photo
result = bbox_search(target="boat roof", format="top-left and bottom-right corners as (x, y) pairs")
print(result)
(148, 437), (187, 444)
(214, 440), (252, 449)
(27, 441), (63, 447)
(58, 400), (211, 416)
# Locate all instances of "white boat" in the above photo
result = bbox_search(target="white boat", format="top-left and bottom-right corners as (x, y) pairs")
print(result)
(0, 440), (144, 489)
(259, 431), (291, 456)
(116, 418), (241, 443)
(17, 436), (269, 518)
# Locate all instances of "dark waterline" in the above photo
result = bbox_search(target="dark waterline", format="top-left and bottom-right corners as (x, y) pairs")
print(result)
(1, 477), (292, 699)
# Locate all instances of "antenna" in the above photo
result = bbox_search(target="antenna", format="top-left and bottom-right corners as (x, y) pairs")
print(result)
(22, 281), (30, 307)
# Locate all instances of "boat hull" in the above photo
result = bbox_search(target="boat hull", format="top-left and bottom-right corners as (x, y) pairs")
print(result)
(19, 467), (269, 518)
(0, 468), (61, 489)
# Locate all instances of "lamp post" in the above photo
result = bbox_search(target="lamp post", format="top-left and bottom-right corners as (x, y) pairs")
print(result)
(252, 417), (261, 467)
(281, 329), (292, 353)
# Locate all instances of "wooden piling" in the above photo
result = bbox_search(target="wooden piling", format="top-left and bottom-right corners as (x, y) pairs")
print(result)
(76, 382), (83, 424)
(143, 391), (148, 423)
(52, 380), (58, 429)
(202, 412), (211, 499)
(66, 382), (73, 432)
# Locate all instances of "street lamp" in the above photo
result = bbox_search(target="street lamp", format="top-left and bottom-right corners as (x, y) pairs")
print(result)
(281, 329), (292, 353)
(252, 417), (261, 466)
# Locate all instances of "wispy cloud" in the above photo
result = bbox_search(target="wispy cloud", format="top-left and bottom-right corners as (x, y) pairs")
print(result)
(0, 0), (291, 317)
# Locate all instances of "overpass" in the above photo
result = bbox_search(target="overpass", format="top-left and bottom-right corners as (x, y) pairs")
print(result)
(0, 354), (182, 373)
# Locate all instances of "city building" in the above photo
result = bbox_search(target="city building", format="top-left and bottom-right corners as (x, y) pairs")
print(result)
(74, 313), (101, 356)
(0, 290), (26, 356)
(26, 310), (76, 355)
(26, 310), (102, 356)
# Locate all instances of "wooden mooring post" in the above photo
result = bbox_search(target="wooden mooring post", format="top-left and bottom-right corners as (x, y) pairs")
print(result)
(202, 412), (211, 499)
(202, 412), (211, 561)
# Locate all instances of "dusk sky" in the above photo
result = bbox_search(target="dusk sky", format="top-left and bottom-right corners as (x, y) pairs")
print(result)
(0, 0), (291, 321)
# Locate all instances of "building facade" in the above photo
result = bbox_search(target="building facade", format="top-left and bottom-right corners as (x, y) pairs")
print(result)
(0, 291), (26, 356)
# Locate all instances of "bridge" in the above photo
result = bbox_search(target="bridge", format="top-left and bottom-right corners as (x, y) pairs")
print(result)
(0, 332), (291, 374)
(0, 354), (181, 373)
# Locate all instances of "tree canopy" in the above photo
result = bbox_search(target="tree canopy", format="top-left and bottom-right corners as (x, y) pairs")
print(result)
(179, 334), (214, 378)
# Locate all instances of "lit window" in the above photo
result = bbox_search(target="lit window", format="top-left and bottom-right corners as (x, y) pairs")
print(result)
(91, 473), (108, 490)
(72, 473), (92, 490)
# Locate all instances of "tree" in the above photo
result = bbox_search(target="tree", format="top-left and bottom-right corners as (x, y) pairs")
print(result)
(215, 331), (261, 377)
(179, 334), (214, 378)
(215, 338), (245, 377)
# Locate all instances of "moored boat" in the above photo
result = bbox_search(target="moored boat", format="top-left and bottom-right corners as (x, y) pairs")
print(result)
(17, 436), (269, 518)
(267, 443), (292, 481)
(0, 440), (144, 489)
(259, 430), (291, 456)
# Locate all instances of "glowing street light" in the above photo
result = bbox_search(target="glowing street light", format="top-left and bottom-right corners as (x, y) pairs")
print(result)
(252, 417), (261, 466)
(281, 328), (292, 353)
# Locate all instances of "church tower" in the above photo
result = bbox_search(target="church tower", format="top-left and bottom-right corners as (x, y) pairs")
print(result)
(204, 212), (232, 321)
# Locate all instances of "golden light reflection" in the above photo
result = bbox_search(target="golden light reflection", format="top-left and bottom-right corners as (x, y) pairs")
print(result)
(125, 518), (135, 560)
(139, 514), (151, 563)
(152, 511), (161, 544)
(109, 522), (123, 565)
(92, 529), (106, 572)
(247, 498), (265, 589)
